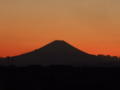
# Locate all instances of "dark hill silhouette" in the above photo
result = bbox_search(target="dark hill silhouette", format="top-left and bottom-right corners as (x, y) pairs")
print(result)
(0, 40), (117, 67)
(33, 40), (88, 55)
(19, 40), (89, 55)
(0, 41), (120, 90)
(10, 40), (116, 66)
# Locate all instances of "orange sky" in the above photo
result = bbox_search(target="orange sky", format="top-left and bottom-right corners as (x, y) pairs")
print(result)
(0, 0), (120, 57)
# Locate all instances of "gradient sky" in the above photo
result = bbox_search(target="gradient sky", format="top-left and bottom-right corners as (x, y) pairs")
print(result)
(0, 0), (120, 57)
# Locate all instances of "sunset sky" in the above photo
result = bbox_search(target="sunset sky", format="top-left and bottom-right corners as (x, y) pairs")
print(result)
(0, 0), (120, 57)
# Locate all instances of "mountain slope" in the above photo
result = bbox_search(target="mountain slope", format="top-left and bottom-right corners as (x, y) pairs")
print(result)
(13, 40), (107, 66)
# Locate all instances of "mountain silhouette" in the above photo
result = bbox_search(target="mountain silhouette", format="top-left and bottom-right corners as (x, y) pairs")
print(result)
(11, 40), (112, 66)
(32, 40), (89, 55)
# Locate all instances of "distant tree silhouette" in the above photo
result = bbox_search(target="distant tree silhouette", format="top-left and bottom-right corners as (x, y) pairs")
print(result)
(97, 55), (120, 66)
(97, 55), (120, 61)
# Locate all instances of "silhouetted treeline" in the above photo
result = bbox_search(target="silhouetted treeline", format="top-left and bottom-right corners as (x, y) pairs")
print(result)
(0, 55), (120, 67)
(97, 55), (120, 61)
(0, 65), (120, 90)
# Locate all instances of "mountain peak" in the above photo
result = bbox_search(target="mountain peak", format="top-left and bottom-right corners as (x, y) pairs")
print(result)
(14, 40), (94, 66)
(47, 40), (70, 46)
(34, 40), (88, 55)
(52, 40), (65, 42)
(48, 40), (68, 45)
(16, 40), (89, 56)
(40, 40), (75, 49)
